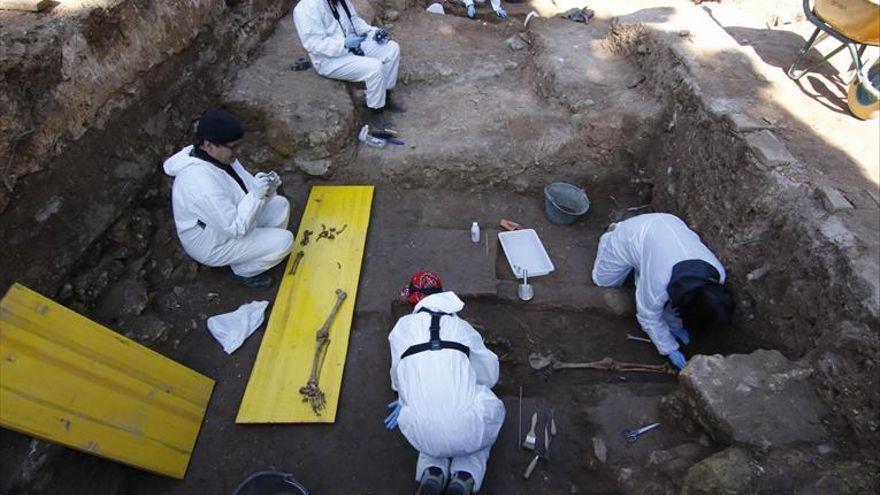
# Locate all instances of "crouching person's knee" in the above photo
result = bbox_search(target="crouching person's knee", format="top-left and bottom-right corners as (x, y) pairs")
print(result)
(279, 230), (295, 257)
(269, 195), (290, 215)
(364, 58), (384, 82)
(387, 40), (401, 60)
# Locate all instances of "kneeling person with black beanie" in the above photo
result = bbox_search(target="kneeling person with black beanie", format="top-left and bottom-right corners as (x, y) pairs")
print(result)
(162, 108), (294, 289)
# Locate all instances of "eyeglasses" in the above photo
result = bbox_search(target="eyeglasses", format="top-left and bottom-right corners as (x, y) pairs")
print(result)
(216, 141), (241, 152)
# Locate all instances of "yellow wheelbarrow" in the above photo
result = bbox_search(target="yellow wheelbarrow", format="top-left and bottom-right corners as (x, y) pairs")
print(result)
(787, 0), (880, 119)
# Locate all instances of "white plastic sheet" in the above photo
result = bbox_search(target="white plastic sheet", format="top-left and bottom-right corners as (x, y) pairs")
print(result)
(207, 300), (269, 354)
(426, 3), (445, 14)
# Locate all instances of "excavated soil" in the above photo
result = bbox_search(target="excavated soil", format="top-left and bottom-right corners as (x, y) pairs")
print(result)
(1, 0), (878, 494)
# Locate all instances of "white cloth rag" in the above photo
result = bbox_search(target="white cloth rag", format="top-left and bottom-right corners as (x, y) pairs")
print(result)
(207, 300), (269, 354)
(426, 3), (445, 14)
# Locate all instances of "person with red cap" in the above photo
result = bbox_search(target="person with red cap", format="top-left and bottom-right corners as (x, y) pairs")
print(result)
(163, 108), (294, 289)
(385, 270), (505, 495)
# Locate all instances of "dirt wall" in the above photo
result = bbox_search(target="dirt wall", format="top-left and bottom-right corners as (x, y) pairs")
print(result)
(0, 1), (292, 493)
(0, 0), (293, 295)
(607, 22), (880, 456)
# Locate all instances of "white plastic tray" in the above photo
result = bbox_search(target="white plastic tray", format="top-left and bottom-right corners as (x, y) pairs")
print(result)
(498, 229), (555, 278)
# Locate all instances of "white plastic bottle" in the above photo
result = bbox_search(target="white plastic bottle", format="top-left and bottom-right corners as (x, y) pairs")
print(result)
(471, 222), (481, 243)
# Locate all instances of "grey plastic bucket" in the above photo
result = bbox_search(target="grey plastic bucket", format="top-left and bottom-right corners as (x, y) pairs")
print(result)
(544, 182), (590, 225)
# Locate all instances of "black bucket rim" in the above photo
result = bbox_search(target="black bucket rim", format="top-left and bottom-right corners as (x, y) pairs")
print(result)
(233, 470), (308, 495)
(544, 182), (590, 216)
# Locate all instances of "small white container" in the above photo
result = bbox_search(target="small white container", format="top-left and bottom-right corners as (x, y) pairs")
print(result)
(518, 268), (534, 301)
(471, 222), (480, 243)
(498, 229), (555, 278)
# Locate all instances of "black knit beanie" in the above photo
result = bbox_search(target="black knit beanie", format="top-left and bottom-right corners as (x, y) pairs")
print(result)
(196, 108), (244, 144)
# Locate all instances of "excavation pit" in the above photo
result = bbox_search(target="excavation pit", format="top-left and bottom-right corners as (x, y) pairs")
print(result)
(0, 0), (877, 494)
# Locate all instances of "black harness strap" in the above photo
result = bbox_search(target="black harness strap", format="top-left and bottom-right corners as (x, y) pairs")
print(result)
(326, 0), (358, 35)
(400, 309), (470, 359)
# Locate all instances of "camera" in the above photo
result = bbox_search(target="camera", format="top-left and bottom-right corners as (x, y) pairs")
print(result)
(374, 28), (389, 45)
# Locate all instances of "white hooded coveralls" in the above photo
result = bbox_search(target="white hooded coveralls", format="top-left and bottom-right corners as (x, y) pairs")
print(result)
(389, 292), (505, 491)
(163, 145), (294, 277)
(591, 213), (726, 356)
(293, 0), (400, 109)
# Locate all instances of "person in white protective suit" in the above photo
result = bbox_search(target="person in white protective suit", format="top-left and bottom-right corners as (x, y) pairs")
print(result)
(163, 108), (294, 290)
(293, 0), (402, 127)
(385, 270), (505, 495)
(592, 213), (735, 370)
(464, 0), (508, 20)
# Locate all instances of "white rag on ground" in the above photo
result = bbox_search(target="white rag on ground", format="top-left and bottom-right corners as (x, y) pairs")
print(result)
(426, 3), (445, 14)
(207, 300), (270, 354)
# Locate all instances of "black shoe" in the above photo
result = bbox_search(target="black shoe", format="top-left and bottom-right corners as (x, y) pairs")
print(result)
(368, 108), (395, 131)
(445, 471), (475, 495)
(416, 467), (446, 495)
(385, 92), (407, 113)
(229, 272), (273, 290)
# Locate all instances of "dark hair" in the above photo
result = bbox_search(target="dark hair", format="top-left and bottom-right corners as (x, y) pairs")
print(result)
(676, 283), (735, 334)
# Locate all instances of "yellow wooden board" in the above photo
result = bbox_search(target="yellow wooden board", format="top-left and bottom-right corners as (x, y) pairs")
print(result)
(0, 283), (214, 479)
(237, 185), (374, 423)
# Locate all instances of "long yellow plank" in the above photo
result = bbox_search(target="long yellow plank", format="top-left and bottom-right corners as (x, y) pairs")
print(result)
(0, 284), (214, 478)
(237, 185), (374, 423)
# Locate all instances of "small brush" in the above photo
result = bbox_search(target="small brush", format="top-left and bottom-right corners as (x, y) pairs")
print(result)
(523, 412), (538, 450)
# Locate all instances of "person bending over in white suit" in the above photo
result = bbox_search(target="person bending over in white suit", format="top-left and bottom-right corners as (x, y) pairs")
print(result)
(592, 213), (735, 371)
(385, 270), (505, 495)
(163, 108), (294, 290)
(293, 0), (402, 128)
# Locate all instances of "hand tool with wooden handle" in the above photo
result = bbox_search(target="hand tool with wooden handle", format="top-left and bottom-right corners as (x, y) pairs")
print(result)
(523, 412), (538, 450)
(524, 420), (553, 479)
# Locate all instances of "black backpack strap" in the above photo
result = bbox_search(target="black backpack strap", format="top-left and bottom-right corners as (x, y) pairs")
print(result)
(338, 0), (354, 20)
(325, 0), (356, 34)
(400, 309), (470, 359)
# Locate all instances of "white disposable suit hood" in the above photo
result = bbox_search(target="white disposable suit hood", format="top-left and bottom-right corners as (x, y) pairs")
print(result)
(163, 145), (197, 177)
(413, 291), (465, 314)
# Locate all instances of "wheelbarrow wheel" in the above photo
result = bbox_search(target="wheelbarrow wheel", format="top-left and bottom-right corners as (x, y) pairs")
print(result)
(847, 59), (880, 120)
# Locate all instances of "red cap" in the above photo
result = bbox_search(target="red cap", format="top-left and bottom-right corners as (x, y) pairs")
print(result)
(399, 270), (443, 305)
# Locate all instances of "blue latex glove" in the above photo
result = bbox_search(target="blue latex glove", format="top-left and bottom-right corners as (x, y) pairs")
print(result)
(467, 4), (476, 18)
(495, 7), (508, 18)
(345, 33), (366, 50)
(374, 28), (389, 44)
(668, 350), (687, 371)
(384, 399), (401, 430)
(670, 327), (691, 346)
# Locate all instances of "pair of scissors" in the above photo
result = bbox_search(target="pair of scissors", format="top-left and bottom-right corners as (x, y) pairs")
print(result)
(622, 422), (660, 443)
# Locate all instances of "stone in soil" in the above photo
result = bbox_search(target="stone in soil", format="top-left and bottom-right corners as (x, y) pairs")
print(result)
(118, 314), (170, 347)
(94, 277), (150, 322)
(681, 447), (755, 495)
(678, 349), (829, 449)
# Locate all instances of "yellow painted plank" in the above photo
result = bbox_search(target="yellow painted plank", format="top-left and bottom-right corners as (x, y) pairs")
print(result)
(237, 185), (374, 423)
(0, 284), (214, 478)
